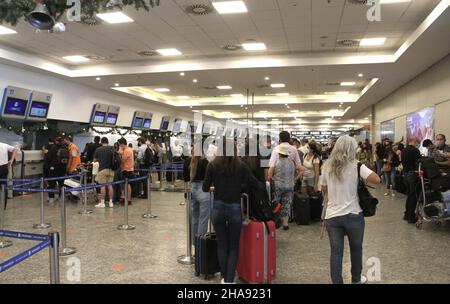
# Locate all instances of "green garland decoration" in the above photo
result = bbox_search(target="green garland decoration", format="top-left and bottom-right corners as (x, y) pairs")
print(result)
(0, 0), (161, 26)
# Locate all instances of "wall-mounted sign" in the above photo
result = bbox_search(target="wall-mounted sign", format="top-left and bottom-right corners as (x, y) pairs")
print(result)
(172, 118), (183, 133)
(160, 116), (171, 131)
(105, 106), (120, 126)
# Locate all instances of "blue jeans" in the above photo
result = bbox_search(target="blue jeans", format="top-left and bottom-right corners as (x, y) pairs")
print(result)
(190, 182), (211, 244)
(376, 160), (383, 176)
(211, 200), (243, 283)
(326, 213), (365, 284)
(384, 170), (396, 190)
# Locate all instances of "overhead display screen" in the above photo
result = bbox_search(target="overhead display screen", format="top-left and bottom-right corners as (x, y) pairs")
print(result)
(105, 113), (118, 125)
(4, 97), (28, 116)
(173, 119), (182, 133)
(93, 111), (106, 124)
(143, 118), (152, 129)
(28, 101), (49, 118)
(133, 117), (143, 128)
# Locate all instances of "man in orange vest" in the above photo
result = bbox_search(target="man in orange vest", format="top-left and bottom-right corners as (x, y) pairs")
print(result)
(64, 136), (81, 174)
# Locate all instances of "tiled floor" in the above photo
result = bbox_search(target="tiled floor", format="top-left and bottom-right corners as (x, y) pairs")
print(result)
(1, 184), (449, 284)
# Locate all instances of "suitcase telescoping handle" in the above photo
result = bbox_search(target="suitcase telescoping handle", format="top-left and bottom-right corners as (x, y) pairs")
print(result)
(241, 193), (250, 224)
(208, 187), (215, 233)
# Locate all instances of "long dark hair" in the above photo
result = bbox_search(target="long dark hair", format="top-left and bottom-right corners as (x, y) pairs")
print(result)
(211, 139), (241, 177)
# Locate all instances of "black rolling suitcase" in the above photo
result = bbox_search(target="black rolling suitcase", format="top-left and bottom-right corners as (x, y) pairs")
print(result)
(309, 192), (323, 221)
(194, 192), (220, 279)
(293, 192), (310, 225)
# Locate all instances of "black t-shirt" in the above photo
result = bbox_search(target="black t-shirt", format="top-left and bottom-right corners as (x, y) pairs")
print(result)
(85, 142), (102, 162)
(401, 145), (421, 173)
(94, 146), (113, 171)
(202, 162), (251, 203)
(183, 158), (209, 182)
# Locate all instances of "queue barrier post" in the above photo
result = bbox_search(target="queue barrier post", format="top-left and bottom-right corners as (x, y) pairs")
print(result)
(157, 165), (166, 192)
(118, 178), (135, 231)
(177, 189), (194, 265)
(33, 177), (51, 230)
(48, 231), (60, 284)
(59, 187), (76, 256)
(143, 173), (157, 219)
(79, 174), (93, 215)
(180, 182), (187, 206)
(0, 184), (13, 248)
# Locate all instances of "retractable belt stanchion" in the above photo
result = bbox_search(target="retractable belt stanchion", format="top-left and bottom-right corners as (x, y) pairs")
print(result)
(158, 164), (166, 192)
(177, 188), (194, 265)
(33, 177), (51, 229)
(143, 173), (157, 219)
(59, 187), (76, 256)
(48, 231), (60, 284)
(0, 184), (13, 248)
(118, 178), (135, 230)
(79, 174), (93, 215)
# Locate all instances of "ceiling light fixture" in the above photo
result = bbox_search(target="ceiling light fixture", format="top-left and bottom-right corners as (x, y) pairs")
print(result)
(360, 37), (386, 46)
(358, 73), (364, 77)
(217, 85), (232, 90)
(271, 83), (285, 88)
(156, 48), (182, 56)
(277, 93), (289, 97)
(96, 77), (101, 81)
(155, 88), (170, 92)
(324, 91), (349, 95)
(212, 1), (248, 14)
(177, 96), (190, 99)
(0, 25), (17, 35)
(193, 79), (198, 83)
(96, 12), (134, 24)
(63, 55), (90, 63)
(114, 83), (120, 87)
(26, 3), (54, 30)
(341, 82), (356, 86)
(265, 77), (270, 81)
(230, 94), (244, 97)
(242, 42), (267, 51)
(180, 72), (185, 76)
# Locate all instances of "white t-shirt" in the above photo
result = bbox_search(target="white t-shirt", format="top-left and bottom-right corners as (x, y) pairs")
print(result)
(0, 143), (15, 166)
(303, 154), (320, 179)
(321, 162), (373, 220)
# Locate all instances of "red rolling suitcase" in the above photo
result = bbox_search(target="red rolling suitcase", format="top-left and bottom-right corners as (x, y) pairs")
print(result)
(237, 194), (276, 284)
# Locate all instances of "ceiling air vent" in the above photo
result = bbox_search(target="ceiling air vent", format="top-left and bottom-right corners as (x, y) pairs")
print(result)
(256, 84), (270, 88)
(79, 15), (102, 26)
(137, 50), (158, 57)
(222, 44), (243, 51)
(336, 39), (359, 47)
(203, 86), (216, 90)
(185, 4), (214, 15)
(346, 0), (368, 4)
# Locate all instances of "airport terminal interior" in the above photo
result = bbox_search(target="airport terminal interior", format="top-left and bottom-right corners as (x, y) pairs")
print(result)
(1, 0), (450, 285)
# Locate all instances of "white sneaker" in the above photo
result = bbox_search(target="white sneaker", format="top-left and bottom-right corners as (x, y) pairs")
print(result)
(384, 193), (389, 196)
(108, 202), (114, 208)
(391, 193), (396, 197)
(95, 203), (106, 208)
(354, 275), (368, 284)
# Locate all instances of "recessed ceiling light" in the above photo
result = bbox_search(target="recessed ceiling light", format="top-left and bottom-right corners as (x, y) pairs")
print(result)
(114, 83), (120, 87)
(96, 77), (101, 81)
(341, 82), (356, 86)
(358, 73), (364, 77)
(360, 37), (386, 46)
(156, 48), (182, 56)
(242, 42), (267, 51)
(193, 79), (198, 83)
(0, 25), (17, 35)
(96, 12), (134, 24)
(212, 1), (248, 14)
(155, 88), (170, 92)
(260, 111), (268, 113)
(180, 72), (185, 76)
(265, 77), (270, 81)
(177, 96), (190, 99)
(277, 93), (289, 96)
(217, 85), (232, 90)
(324, 91), (350, 95)
(63, 55), (90, 63)
(291, 110), (299, 113)
(271, 83), (285, 88)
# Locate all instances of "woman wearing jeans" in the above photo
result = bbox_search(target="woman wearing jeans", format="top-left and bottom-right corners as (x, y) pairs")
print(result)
(203, 146), (251, 284)
(183, 147), (210, 244)
(321, 135), (380, 284)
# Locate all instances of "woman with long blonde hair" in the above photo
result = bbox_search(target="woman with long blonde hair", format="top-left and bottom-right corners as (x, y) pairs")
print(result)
(321, 135), (380, 284)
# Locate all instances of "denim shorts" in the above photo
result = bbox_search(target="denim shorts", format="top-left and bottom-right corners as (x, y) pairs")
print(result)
(303, 178), (315, 187)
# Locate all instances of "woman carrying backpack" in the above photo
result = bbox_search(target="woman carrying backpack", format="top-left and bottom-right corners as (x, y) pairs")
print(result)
(268, 145), (299, 231)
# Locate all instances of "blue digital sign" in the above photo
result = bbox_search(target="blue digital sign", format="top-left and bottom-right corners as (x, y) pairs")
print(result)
(133, 117), (143, 128)
(106, 113), (118, 125)
(143, 119), (152, 129)
(29, 101), (49, 118)
(4, 97), (28, 116)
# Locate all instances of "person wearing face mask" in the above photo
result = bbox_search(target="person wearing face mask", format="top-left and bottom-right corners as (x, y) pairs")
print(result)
(401, 137), (422, 224)
(429, 134), (450, 167)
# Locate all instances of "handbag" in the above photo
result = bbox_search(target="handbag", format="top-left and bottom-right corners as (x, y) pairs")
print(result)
(357, 162), (379, 217)
(382, 162), (392, 172)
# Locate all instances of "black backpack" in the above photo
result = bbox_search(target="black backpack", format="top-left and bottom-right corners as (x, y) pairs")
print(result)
(111, 148), (121, 171)
(57, 147), (69, 165)
(247, 174), (275, 222)
(143, 147), (154, 167)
